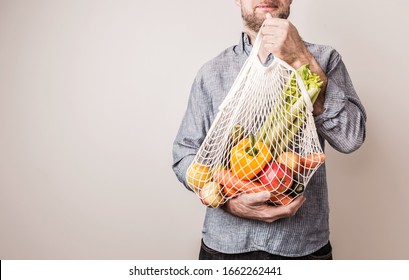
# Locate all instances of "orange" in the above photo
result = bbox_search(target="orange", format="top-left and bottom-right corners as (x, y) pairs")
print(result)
(186, 162), (211, 191)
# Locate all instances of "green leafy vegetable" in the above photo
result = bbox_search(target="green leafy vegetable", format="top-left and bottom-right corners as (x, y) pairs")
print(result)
(256, 64), (323, 158)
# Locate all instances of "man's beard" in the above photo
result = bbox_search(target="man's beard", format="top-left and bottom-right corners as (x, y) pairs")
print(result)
(241, 5), (290, 33)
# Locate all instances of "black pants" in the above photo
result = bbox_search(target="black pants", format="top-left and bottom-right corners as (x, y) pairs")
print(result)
(199, 239), (333, 260)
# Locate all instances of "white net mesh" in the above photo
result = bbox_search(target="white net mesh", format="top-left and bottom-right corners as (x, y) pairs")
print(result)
(186, 32), (325, 208)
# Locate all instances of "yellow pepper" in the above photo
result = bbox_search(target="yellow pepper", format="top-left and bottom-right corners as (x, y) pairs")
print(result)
(230, 134), (272, 180)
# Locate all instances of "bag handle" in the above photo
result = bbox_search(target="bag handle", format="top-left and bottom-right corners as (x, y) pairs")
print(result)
(248, 27), (264, 60)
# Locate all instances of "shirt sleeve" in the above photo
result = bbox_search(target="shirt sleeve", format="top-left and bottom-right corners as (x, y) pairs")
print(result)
(172, 72), (213, 190)
(314, 51), (367, 154)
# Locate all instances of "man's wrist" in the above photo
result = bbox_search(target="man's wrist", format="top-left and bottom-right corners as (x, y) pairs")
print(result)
(291, 50), (313, 70)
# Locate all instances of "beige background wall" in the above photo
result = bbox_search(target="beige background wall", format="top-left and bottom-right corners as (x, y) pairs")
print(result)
(0, 0), (408, 259)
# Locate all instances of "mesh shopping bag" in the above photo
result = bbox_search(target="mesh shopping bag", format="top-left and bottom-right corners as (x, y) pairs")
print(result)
(186, 30), (325, 208)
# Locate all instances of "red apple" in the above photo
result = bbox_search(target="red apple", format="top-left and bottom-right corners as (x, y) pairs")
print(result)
(258, 162), (293, 193)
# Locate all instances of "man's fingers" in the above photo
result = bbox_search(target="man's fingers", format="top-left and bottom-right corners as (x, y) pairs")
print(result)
(263, 195), (306, 222)
(264, 13), (285, 27)
(225, 193), (306, 223)
(278, 195), (306, 216)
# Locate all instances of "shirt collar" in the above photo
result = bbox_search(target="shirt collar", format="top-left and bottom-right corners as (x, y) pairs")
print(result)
(240, 32), (253, 56)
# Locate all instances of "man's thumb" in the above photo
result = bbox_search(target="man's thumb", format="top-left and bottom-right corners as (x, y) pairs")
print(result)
(247, 191), (271, 205)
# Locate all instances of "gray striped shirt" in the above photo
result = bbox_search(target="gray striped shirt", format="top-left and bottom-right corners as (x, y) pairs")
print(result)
(172, 33), (366, 257)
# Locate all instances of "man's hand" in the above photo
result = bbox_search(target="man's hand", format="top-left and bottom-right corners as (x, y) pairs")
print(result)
(260, 14), (310, 69)
(223, 191), (306, 223)
(260, 13), (328, 116)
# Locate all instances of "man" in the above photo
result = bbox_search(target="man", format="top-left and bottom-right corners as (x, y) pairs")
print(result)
(172, 0), (366, 260)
